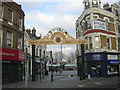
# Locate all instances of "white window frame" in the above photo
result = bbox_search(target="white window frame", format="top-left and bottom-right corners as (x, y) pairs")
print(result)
(8, 9), (13, 25)
(18, 16), (23, 29)
(0, 30), (3, 45)
(92, 0), (97, 4)
(6, 31), (13, 47)
(0, 4), (4, 21)
(89, 36), (92, 49)
(17, 36), (22, 49)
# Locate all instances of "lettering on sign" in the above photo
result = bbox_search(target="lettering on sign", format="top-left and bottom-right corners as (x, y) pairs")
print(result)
(29, 27), (88, 45)
(93, 21), (106, 30)
(107, 55), (118, 60)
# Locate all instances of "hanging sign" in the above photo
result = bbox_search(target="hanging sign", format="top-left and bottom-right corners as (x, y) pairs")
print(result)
(29, 27), (87, 45)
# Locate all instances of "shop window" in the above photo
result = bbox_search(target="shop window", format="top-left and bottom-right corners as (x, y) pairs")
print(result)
(0, 30), (2, 45)
(8, 9), (13, 23)
(6, 32), (13, 47)
(0, 5), (4, 19)
(89, 37), (92, 49)
(17, 36), (22, 49)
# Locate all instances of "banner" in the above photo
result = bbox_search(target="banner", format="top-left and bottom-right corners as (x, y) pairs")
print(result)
(93, 21), (106, 30)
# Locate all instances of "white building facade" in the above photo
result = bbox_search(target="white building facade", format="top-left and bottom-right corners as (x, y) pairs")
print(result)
(76, 0), (120, 77)
(24, 27), (47, 76)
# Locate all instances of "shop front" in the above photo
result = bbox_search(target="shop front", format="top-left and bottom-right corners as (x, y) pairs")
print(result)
(107, 54), (119, 76)
(86, 53), (119, 77)
(0, 47), (25, 85)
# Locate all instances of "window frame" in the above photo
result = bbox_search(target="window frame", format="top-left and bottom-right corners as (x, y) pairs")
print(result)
(17, 36), (22, 49)
(18, 16), (23, 28)
(8, 9), (13, 23)
(0, 4), (4, 19)
(89, 36), (93, 49)
(106, 37), (111, 49)
(0, 30), (3, 45)
(6, 31), (13, 47)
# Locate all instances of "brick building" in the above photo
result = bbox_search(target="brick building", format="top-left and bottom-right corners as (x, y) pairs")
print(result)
(76, 0), (120, 77)
(0, 2), (25, 84)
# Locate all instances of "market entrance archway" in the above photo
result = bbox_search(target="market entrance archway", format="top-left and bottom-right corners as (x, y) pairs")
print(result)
(29, 27), (88, 81)
(29, 27), (87, 45)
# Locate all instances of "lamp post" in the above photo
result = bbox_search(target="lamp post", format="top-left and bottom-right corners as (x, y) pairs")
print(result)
(32, 45), (36, 81)
(80, 44), (86, 80)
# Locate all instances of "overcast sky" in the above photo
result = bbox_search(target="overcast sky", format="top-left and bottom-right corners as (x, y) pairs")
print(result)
(13, 0), (119, 55)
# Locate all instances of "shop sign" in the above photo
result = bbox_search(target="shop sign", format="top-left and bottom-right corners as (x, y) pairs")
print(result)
(107, 55), (118, 60)
(93, 20), (106, 30)
(86, 54), (106, 61)
(0, 47), (25, 61)
(108, 60), (119, 64)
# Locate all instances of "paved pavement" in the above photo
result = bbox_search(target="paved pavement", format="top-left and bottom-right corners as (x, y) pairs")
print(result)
(2, 71), (120, 89)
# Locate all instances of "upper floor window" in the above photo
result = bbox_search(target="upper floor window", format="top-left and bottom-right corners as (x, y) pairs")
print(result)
(107, 37), (110, 49)
(115, 22), (119, 33)
(17, 36), (22, 49)
(0, 30), (3, 45)
(6, 32), (12, 47)
(8, 9), (13, 23)
(92, 0), (97, 4)
(89, 37), (92, 49)
(105, 19), (109, 30)
(18, 16), (22, 28)
(0, 5), (4, 19)
(94, 36), (100, 48)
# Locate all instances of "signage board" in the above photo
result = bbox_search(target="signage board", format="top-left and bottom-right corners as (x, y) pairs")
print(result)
(0, 47), (25, 61)
(93, 21), (106, 30)
(108, 60), (119, 64)
(86, 53), (106, 61)
(107, 55), (118, 60)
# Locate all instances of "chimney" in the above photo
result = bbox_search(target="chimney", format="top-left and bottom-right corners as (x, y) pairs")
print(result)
(32, 27), (36, 37)
(103, 3), (112, 12)
(26, 28), (31, 34)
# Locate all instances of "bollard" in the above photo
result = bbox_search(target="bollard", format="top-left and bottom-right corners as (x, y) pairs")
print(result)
(51, 74), (53, 82)
(88, 74), (91, 81)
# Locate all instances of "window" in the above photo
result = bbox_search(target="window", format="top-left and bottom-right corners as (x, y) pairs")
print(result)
(18, 17), (22, 28)
(105, 19), (109, 30)
(17, 36), (22, 49)
(89, 37), (92, 49)
(94, 36), (100, 48)
(0, 5), (3, 19)
(107, 37), (110, 49)
(36, 48), (38, 56)
(0, 30), (2, 45)
(93, 0), (97, 4)
(8, 9), (13, 23)
(6, 32), (12, 47)
(87, 17), (92, 29)
(115, 22), (119, 33)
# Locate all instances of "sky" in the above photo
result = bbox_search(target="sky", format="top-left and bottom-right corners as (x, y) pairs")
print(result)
(13, 0), (119, 55)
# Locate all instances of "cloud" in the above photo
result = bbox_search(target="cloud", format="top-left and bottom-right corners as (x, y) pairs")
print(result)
(25, 10), (77, 37)
(15, 0), (119, 55)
